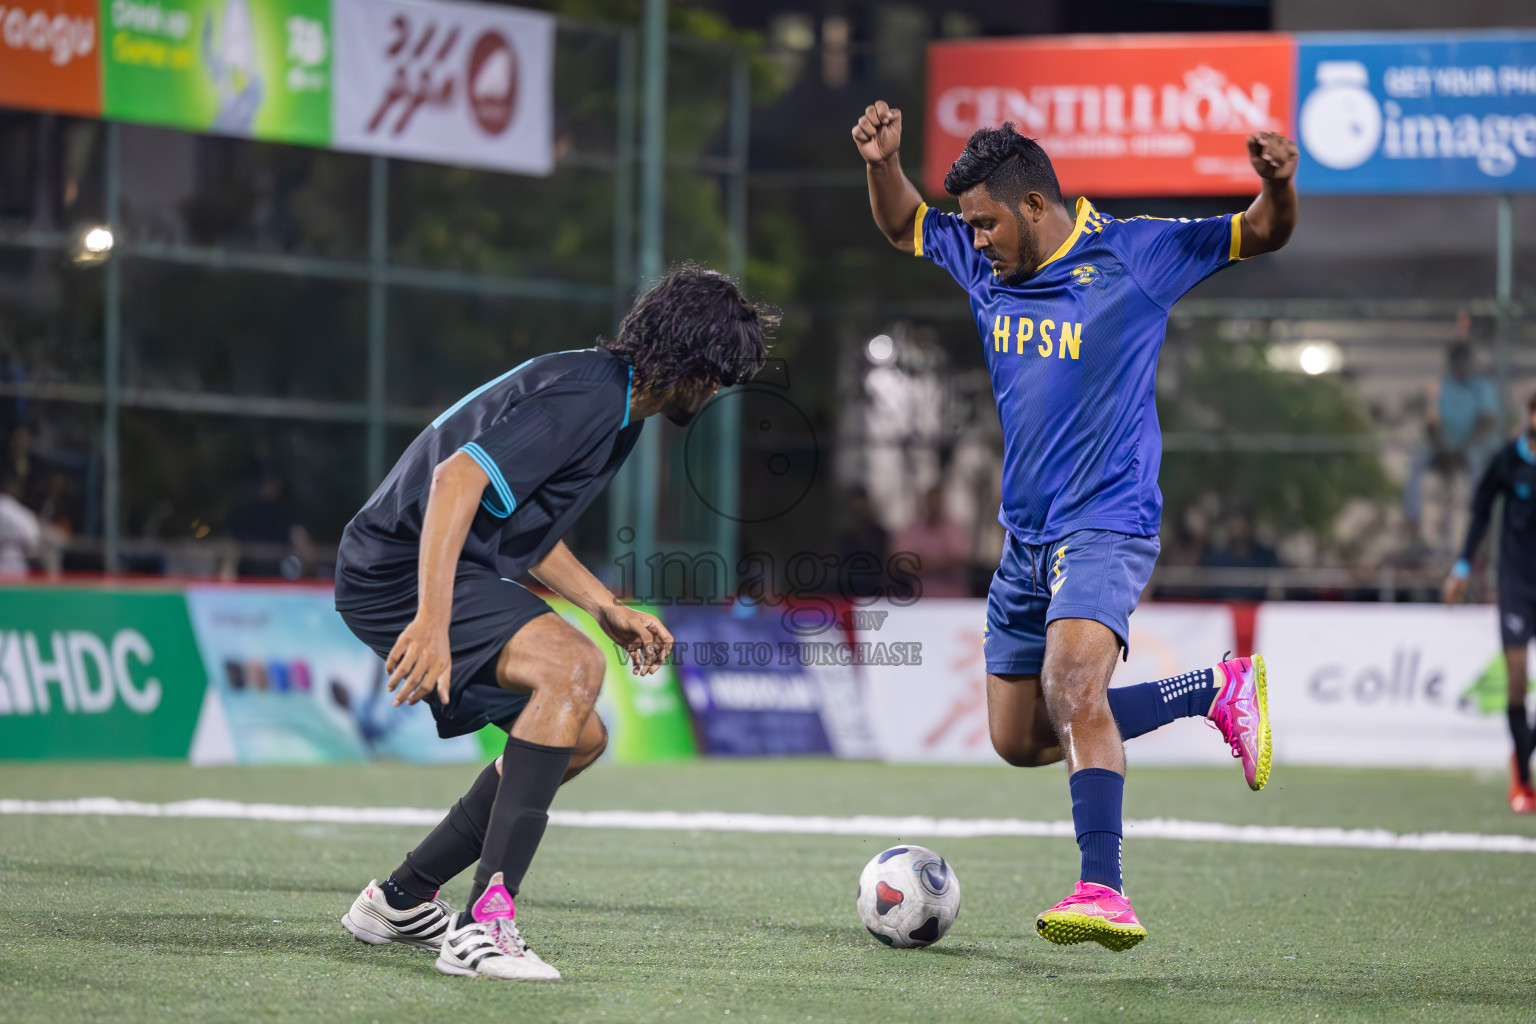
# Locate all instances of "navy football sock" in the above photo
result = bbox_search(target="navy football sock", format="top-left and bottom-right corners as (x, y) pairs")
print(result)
(1070, 767), (1124, 892)
(1107, 667), (1219, 741)
(1508, 705), (1533, 785)
(460, 734), (573, 925)
(388, 759), (502, 909)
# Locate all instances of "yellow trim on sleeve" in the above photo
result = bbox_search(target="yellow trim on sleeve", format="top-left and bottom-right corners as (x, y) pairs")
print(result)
(913, 202), (928, 257)
(1037, 197), (1095, 271)
(1229, 212), (1246, 261)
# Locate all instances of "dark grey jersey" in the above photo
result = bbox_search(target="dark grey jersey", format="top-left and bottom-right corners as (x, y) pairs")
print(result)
(335, 348), (641, 606)
(1461, 435), (1536, 593)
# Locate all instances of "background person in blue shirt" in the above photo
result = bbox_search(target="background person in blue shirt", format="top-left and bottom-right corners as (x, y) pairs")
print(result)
(854, 101), (1298, 950)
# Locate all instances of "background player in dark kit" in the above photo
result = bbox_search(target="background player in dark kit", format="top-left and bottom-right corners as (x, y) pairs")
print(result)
(334, 266), (770, 981)
(854, 101), (1298, 949)
(1444, 390), (1536, 814)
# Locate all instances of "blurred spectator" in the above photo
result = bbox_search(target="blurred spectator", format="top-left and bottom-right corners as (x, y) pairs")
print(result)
(1199, 510), (1280, 601)
(836, 484), (889, 565)
(0, 475), (41, 577)
(226, 473), (313, 578)
(1407, 335), (1500, 553)
(891, 485), (972, 599)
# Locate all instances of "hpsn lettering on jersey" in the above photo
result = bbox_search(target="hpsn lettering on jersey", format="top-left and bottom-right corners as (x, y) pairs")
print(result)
(991, 315), (1085, 360)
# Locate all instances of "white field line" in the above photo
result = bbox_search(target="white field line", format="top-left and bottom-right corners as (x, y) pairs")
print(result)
(3, 797), (1535, 854)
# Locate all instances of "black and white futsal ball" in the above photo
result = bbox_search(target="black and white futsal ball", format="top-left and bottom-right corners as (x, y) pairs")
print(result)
(856, 845), (960, 948)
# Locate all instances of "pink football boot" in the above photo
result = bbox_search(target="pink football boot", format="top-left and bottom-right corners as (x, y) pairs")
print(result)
(1035, 881), (1147, 951)
(1208, 654), (1272, 792)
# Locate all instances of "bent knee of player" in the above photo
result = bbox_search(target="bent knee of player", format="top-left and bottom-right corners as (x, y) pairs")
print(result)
(988, 725), (1056, 767)
(573, 714), (609, 768)
(1040, 668), (1104, 730)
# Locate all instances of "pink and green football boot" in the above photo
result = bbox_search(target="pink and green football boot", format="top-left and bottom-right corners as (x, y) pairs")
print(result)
(1208, 654), (1272, 792)
(1035, 881), (1147, 951)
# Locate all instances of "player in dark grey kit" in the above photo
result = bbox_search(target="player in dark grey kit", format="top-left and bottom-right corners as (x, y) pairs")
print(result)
(335, 266), (769, 980)
(1445, 390), (1536, 814)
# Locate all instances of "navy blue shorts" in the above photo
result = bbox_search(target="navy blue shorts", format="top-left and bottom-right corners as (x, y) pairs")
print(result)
(983, 529), (1159, 676)
(336, 563), (553, 739)
(1499, 583), (1536, 649)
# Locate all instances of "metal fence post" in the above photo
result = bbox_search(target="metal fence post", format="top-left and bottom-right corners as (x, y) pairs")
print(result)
(715, 49), (750, 587)
(365, 156), (389, 486)
(624, 0), (667, 599)
(103, 122), (121, 572)
(1495, 194), (1513, 422)
(607, 28), (639, 581)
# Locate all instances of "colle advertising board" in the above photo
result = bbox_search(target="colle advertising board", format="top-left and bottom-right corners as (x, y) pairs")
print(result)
(1254, 602), (1514, 767)
(924, 33), (1294, 198)
(0, 0), (102, 116)
(1296, 33), (1536, 194)
(100, 0), (333, 146)
(332, 0), (554, 175)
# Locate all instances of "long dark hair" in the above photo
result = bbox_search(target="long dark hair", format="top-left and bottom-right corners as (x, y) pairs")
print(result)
(604, 264), (772, 392)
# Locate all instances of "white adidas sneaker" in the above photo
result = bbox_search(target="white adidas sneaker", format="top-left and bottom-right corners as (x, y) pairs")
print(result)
(434, 872), (561, 981)
(342, 879), (454, 950)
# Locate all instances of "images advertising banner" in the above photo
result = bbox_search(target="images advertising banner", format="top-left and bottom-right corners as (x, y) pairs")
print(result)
(1255, 602), (1513, 767)
(183, 585), (480, 765)
(1296, 33), (1536, 194)
(100, 0), (332, 146)
(924, 33), (1294, 198)
(0, 586), (205, 759)
(332, 0), (554, 176)
(0, 0), (102, 116)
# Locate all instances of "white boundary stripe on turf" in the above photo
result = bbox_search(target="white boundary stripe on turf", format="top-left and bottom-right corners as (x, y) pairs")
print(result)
(3, 797), (1536, 854)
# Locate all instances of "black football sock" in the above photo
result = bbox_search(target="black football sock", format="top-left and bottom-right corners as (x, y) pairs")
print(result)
(387, 759), (501, 909)
(460, 734), (573, 925)
(1508, 704), (1534, 786)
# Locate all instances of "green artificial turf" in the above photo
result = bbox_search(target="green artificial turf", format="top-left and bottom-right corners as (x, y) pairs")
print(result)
(1, 760), (1533, 1024)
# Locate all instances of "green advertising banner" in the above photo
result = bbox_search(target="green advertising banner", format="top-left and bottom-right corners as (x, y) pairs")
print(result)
(0, 587), (205, 759)
(100, 0), (332, 146)
(477, 597), (698, 763)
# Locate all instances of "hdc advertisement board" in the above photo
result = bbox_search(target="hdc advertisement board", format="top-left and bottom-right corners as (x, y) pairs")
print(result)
(924, 33), (1294, 198)
(1296, 33), (1536, 194)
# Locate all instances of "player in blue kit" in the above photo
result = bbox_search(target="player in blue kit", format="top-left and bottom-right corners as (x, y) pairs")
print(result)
(854, 101), (1299, 949)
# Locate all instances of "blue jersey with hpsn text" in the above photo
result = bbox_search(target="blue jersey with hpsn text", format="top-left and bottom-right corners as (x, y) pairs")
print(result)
(917, 197), (1246, 543)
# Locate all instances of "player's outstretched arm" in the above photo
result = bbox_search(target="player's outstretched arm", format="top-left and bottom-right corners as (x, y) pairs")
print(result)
(1443, 458), (1502, 603)
(388, 450), (488, 706)
(529, 540), (674, 676)
(854, 100), (924, 253)
(1238, 131), (1299, 258)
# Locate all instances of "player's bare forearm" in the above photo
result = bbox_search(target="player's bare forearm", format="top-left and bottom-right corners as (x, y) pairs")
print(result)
(529, 540), (619, 618)
(1238, 131), (1299, 258)
(867, 157), (924, 253)
(854, 100), (924, 253)
(415, 451), (488, 625)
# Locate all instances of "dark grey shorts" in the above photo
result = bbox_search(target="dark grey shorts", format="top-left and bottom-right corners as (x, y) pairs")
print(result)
(336, 563), (554, 738)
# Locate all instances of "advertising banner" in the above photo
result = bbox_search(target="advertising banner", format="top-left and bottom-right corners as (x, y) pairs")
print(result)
(332, 0), (553, 175)
(100, 0), (332, 146)
(0, 586), (204, 758)
(667, 601), (879, 758)
(924, 33), (1293, 198)
(860, 599), (1237, 765)
(1255, 603), (1512, 767)
(1296, 33), (1536, 194)
(184, 585), (478, 765)
(0, 0), (102, 116)
(486, 596), (697, 763)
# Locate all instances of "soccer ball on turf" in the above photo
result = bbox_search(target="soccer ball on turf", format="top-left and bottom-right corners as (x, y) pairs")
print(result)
(856, 845), (960, 948)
